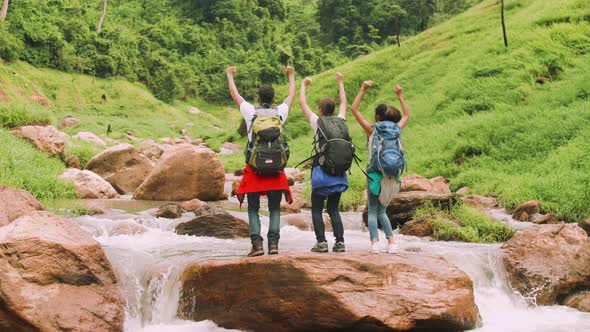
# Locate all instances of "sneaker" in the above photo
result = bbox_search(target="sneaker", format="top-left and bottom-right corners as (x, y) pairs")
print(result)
(311, 241), (329, 253)
(369, 242), (380, 254)
(248, 239), (264, 257)
(387, 243), (399, 254)
(268, 242), (279, 255)
(332, 242), (346, 253)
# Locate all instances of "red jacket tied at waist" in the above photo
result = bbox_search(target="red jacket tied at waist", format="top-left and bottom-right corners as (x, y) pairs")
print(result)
(236, 165), (293, 206)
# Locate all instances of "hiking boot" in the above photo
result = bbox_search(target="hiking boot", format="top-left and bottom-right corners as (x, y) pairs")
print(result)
(268, 242), (279, 255)
(332, 242), (346, 253)
(248, 239), (264, 257)
(311, 241), (329, 253)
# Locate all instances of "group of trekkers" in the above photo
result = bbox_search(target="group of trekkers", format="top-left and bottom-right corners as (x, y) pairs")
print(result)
(226, 65), (410, 257)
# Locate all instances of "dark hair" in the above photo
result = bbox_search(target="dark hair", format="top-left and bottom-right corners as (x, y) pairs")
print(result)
(375, 104), (402, 123)
(258, 85), (275, 105)
(318, 97), (336, 116)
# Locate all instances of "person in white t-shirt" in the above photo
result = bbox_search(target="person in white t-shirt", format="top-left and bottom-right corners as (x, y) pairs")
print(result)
(299, 72), (349, 253)
(226, 65), (296, 257)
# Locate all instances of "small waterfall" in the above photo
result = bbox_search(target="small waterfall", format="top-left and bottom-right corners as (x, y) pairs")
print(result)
(72, 205), (590, 332)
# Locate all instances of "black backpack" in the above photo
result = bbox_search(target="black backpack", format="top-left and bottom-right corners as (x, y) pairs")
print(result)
(245, 107), (290, 175)
(314, 116), (356, 176)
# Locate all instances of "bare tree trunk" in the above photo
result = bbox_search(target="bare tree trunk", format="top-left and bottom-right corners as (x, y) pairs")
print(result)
(501, 0), (508, 48)
(96, 0), (107, 33)
(1, 0), (9, 22)
(396, 21), (401, 48)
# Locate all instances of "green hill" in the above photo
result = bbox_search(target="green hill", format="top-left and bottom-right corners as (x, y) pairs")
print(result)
(249, 0), (590, 220)
(1, 0), (589, 221)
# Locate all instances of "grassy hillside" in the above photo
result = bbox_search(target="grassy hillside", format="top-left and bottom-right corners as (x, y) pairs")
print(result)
(236, 0), (589, 220)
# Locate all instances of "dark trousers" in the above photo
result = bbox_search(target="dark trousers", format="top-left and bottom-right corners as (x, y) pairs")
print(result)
(247, 191), (282, 243)
(311, 192), (344, 243)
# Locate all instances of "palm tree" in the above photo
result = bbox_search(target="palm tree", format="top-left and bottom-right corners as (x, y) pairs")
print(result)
(97, 0), (108, 33)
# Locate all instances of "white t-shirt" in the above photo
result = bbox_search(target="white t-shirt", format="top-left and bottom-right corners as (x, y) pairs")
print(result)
(240, 101), (289, 141)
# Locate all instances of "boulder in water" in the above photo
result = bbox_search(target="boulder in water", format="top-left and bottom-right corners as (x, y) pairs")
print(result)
(512, 200), (540, 222)
(180, 198), (206, 212)
(400, 218), (434, 237)
(176, 204), (249, 239)
(462, 195), (497, 209)
(85, 143), (154, 194)
(502, 224), (590, 308)
(59, 169), (119, 199)
(362, 191), (458, 227)
(563, 292), (590, 312)
(178, 253), (480, 331)
(533, 213), (561, 225)
(156, 203), (184, 219)
(0, 212), (124, 331)
(134, 144), (225, 201)
(0, 185), (45, 227)
(11, 125), (69, 156)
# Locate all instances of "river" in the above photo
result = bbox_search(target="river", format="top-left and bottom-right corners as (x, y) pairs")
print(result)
(70, 199), (590, 332)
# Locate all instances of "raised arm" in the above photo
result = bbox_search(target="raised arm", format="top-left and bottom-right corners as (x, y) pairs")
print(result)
(337, 72), (347, 118)
(299, 77), (315, 121)
(395, 84), (411, 129)
(351, 80), (375, 136)
(282, 66), (296, 106)
(226, 66), (245, 108)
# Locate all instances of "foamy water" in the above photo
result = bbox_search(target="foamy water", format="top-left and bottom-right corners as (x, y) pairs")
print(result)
(72, 204), (590, 332)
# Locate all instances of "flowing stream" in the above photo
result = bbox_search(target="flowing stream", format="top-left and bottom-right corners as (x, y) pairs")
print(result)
(70, 198), (590, 332)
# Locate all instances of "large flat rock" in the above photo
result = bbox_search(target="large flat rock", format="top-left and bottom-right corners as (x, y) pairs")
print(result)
(178, 253), (480, 332)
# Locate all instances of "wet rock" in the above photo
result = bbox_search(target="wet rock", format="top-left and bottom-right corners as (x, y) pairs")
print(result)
(0, 212), (125, 331)
(462, 195), (497, 209)
(59, 116), (80, 129)
(563, 292), (590, 312)
(533, 213), (562, 225)
(176, 205), (249, 239)
(180, 198), (206, 212)
(400, 219), (433, 237)
(178, 253), (480, 331)
(0, 185), (45, 227)
(109, 221), (147, 236)
(456, 187), (470, 195)
(59, 169), (119, 199)
(134, 145), (225, 201)
(86, 144), (154, 194)
(72, 132), (107, 147)
(156, 203), (184, 219)
(11, 125), (69, 156)
(512, 200), (540, 222)
(502, 224), (590, 307)
(363, 192), (458, 227)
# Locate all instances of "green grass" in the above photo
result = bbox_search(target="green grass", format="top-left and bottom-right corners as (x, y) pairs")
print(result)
(0, 102), (53, 128)
(65, 140), (104, 169)
(0, 128), (75, 200)
(414, 203), (515, 243)
(271, 0), (590, 220)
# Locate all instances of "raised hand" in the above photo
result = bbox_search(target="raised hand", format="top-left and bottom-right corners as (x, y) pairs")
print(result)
(362, 80), (374, 91)
(302, 77), (312, 86)
(394, 84), (403, 96)
(336, 72), (344, 82)
(284, 65), (295, 75)
(226, 66), (237, 76)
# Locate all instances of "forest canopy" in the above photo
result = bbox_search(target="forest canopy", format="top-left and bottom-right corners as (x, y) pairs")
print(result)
(0, 0), (481, 102)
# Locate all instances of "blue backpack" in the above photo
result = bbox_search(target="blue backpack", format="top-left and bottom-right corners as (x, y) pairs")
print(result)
(368, 121), (406, 177)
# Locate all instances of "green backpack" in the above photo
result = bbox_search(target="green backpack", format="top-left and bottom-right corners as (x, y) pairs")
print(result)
(314, 116), (356, 176)
(246, 107), (290, 175)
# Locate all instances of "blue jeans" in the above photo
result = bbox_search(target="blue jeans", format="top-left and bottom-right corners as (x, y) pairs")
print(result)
(247, 191), (282, 243)
(367, 190), (394, 241)
(311, 192), (344, 243)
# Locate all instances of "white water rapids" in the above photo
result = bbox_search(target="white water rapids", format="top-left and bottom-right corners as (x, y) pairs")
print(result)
(71, 199), (590, 332)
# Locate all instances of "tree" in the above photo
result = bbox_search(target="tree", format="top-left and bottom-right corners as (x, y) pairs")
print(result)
(97, 0), (107, 33)
(1, 0), (9, 22)
(370, 1), (406, 47)
(501, 0), (508, 47)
